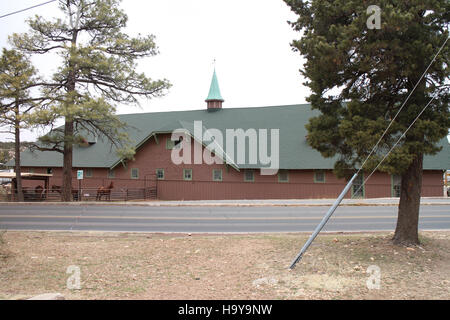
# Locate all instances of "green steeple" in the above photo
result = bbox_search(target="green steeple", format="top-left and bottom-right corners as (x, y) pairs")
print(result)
(205, 69), (224, 102)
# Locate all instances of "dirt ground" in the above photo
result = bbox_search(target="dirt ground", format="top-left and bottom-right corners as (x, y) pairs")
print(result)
(0, 230), (449, 300)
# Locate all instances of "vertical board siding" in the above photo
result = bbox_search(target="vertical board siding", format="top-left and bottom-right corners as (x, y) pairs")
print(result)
(19, 133), (445, 200)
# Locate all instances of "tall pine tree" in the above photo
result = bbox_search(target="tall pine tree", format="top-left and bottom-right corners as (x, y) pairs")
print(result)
(0, 49), (43, 202)
(285, 0), (449, 245)
(11, 0), (171, 201)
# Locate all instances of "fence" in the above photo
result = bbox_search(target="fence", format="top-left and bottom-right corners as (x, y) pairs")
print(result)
(1, 187), (157, 202)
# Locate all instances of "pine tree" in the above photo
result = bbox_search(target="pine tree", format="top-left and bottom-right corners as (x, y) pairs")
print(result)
(0, 49), (42, 202)
(285, 0), (450, 245)
(11, 0), (171, 201)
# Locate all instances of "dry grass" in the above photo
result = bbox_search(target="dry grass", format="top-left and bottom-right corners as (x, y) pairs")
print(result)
(0, 231), (11, 262)
(0, 231), (449, 300)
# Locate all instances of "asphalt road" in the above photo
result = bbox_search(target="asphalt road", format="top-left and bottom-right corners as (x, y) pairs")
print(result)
(0, 204), (449, 233)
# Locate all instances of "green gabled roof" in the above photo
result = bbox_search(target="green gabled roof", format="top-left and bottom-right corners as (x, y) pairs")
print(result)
(205, 69), (224, 102)
(9, 104), (450, 171)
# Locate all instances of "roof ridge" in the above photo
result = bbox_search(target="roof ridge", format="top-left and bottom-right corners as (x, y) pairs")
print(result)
(117, 103), (312, 117)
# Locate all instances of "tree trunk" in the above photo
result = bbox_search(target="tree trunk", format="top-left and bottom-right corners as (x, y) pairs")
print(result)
(62, 120), (74, 202)
(14, 113), (24, 202)
(61, 28), (79, 202)
(393, 154), (423, 245)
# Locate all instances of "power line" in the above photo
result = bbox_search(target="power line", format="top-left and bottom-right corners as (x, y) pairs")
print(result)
(350, 36), (449, 199)
(290, 36), (448, 269)
(351, 92), (440, 198)
(0, 0), (57, 19)
(290, 89), (445, 270)
(354, 35), (449, 176)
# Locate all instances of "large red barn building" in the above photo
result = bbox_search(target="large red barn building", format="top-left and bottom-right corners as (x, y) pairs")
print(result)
(12, 71), (450, 200)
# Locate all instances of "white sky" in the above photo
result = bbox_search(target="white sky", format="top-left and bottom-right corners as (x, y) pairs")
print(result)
(0, 0), (309, 142)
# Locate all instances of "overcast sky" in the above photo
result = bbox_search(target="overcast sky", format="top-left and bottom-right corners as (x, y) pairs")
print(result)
(0, 0), (309, 142)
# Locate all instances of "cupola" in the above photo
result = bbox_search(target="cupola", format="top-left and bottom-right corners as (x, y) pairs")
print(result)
(205, 69), (224, 111)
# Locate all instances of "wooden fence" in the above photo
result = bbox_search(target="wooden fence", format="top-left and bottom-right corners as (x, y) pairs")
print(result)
(3, 187), (157, 202)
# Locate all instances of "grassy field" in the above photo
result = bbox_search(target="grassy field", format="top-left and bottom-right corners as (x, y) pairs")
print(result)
(0, 230), (449, 300)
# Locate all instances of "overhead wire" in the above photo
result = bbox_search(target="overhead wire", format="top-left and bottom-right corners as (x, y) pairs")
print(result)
(290, 35), (449, 269)
(349, 36), (449, 198)
(0, 0), (57, 19)
(351, 92), (441, 198)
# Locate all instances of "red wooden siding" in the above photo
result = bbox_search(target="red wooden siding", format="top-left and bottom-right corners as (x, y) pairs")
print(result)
(21, 133), (445, 200)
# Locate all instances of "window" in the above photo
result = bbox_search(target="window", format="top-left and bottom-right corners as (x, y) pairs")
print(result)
(278, 170), (289, 183)
(166, 137), (182, 150)
(108, 169), (115, 179)
(244, 170), (254, 182)
(314, 170), (325, 183)
(183, 169), (193, 181)
(156, 169), (165, 180)
(213, 169), (222, 182)
(47, 168), (53, 174)
(131, 168), (139, 179)
(85, 169), (93, 178)
(351, 173), (365, 198)
(391, 174), (401, 198)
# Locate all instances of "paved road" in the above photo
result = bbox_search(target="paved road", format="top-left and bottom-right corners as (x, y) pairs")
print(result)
(142, 198), (450, 206)
(0, 204), (449, 233)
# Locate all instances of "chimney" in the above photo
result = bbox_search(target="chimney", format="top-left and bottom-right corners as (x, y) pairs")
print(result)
(205, 69), (224, 111)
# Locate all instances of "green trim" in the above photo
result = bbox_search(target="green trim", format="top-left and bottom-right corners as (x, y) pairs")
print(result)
(156, 169), (164, 180)
(391, 175), (395, 197)
(136, 131), (172, 151)
(351, 173), (365, 198)
(110, 130), (173, 170)
(107, 169), (115, 179)
(110, 130), (240, 172)
(110, 131), (173, 170)
(391, 174), (401, 198)
(213, 169), (223, 182)
(131, 168), (139, 179)
(183, 169), (193, 181)
(314, 170), (326, 183)
(166, 138), (175, 150)
(278, 170), (289, 183)
(166, 137), (182, 150)
(85, 168), (93, 178)
(244, 170), (255, 182)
